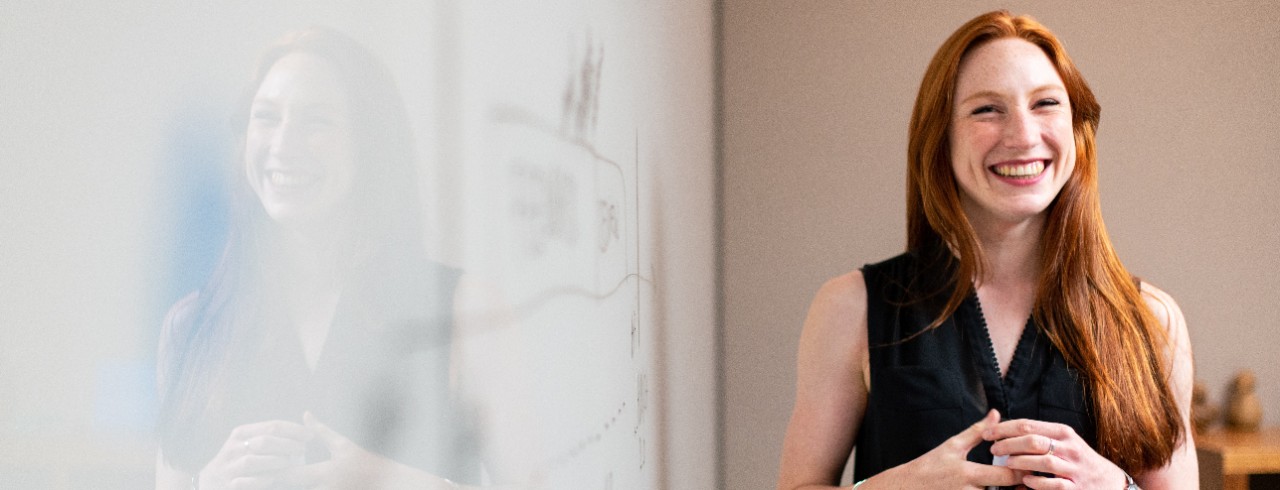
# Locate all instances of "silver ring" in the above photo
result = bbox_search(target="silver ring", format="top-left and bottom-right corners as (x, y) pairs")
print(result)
(1047, 438), (1056, 457)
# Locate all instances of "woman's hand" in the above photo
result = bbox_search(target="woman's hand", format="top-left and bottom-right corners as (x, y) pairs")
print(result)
(198, 420), (314, 489)
(277, 412), (457, 490)
(865, 409), (1021, 489)
(983, 418), (1127, 489)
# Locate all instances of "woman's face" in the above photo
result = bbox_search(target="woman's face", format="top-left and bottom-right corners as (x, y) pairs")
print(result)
(244, 52), (356, 230)
(949, 38), (1074, 227)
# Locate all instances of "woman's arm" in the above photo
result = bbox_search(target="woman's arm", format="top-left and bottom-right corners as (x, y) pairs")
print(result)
(776, 271), (870, 490)
(156, 295), (195, 490)
(1133, 282), (1198, 488)
(778, 272), (1021, 490)
(773, 272), (865, 490)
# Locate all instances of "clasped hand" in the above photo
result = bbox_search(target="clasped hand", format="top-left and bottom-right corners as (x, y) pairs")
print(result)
(983, 413), (1128, 489)
(197, 412), (413, 490)
(879, 410), (1128, 490)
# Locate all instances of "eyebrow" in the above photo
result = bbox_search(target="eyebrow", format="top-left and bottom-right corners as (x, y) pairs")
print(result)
(958, 84), (1067, 105)
(249, 97), (341, 115)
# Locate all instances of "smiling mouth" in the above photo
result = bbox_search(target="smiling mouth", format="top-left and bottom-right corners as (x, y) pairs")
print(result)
(991, 160), (1047, 179)
(267, 169), (320, 189)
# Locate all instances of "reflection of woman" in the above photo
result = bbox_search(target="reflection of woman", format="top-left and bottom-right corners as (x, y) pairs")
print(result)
(156, 27), (474, 489)
(778, 11), (1195, 490)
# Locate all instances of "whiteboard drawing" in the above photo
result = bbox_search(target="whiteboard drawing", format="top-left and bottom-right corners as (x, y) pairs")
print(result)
(449, 10), (659, 488)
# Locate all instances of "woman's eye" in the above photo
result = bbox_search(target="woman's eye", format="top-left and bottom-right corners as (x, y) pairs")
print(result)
(1034, 98), (1061, 108)
(250, 110), (280, 122)
(971, 105), (997, 115)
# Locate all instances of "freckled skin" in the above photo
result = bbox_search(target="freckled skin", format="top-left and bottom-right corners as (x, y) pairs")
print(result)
(949, 38), (1076, 227)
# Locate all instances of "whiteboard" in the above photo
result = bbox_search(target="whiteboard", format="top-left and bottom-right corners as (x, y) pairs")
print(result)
(0, 1), (717, 488)
(448, 3), (661, 487)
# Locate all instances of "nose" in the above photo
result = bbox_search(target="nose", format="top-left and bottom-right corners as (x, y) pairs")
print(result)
(270, 117), (310, 159)
(1001, 108), (1040, 150)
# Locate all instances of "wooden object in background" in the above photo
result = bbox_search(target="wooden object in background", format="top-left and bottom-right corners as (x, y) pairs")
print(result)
(1198, 427), (1280, 490)
(1226, 370), (1263, 432)
(1196, 378), (1222, 434)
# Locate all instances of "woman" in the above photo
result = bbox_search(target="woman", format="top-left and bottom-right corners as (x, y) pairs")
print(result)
(156, 27), (475, 489)
(777, 11), (1196, 490)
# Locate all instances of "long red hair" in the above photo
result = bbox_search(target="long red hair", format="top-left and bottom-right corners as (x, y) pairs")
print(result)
(906, 11), (1182, 473)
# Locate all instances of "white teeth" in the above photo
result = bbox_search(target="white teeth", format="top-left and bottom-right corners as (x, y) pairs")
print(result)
(268, 171), (314, 187)
(993, 160), (1045, 178)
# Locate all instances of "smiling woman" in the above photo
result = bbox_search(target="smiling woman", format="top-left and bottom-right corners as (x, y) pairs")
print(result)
(948, 38), (1076, 227)
(777, 11), (1196, 490)
(154, 27), (473, 490)
(244, 52), (358, 234)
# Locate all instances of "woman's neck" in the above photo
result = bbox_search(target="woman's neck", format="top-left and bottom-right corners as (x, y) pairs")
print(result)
(268, 226), (345, 371)
(969, 212), (1044, 289)
(270, 220), (348, 281)
(965, 209), (1046, 378)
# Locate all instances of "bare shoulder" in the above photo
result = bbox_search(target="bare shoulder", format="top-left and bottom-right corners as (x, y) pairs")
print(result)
(1138, 280), (1193, 399)
(1138, 281), (1187, 337)
(812, 270), (867, 315)
(158, 292), (201, 354)
(157, 292), (200, 389)
(161, 292), (200, 338)
(803, 270), (868, 346)
(795, 269), (870, 384)
(779, 269), (870, 488)
(1135, 284), (1200, 484)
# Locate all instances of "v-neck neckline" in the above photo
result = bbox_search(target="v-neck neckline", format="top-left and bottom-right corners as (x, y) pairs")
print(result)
(964, 290), (1038, 411)
(289, 291), (346, 376)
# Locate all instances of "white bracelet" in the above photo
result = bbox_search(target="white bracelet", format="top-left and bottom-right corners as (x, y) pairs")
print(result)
(852, 479), (866, 488)
(1123, 471), (1140, 490)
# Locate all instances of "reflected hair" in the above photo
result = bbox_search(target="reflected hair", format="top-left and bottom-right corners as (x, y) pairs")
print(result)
(158, 26), (425, 465)
(905, 11), (1181, 473)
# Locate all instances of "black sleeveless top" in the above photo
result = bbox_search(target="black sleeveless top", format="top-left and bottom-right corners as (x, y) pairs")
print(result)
(853, 253), (1096, 481)
(159, 259), (478, 482)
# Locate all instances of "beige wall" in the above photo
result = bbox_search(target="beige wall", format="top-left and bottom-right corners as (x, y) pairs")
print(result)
(722, 2), (1280, 488)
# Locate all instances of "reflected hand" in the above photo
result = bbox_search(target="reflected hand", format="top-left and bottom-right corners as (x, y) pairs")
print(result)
(198, 420), (313, 490)
(983, 418), (1127, 489)
(871, 409), (1022, 489)
(279, 412), (455, 490)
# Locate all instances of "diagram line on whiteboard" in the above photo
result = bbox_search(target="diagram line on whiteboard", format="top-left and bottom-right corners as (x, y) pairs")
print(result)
(489, 104), (628, 190)
(457, 272), (653, 336)
(477, 103), (648, 329)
